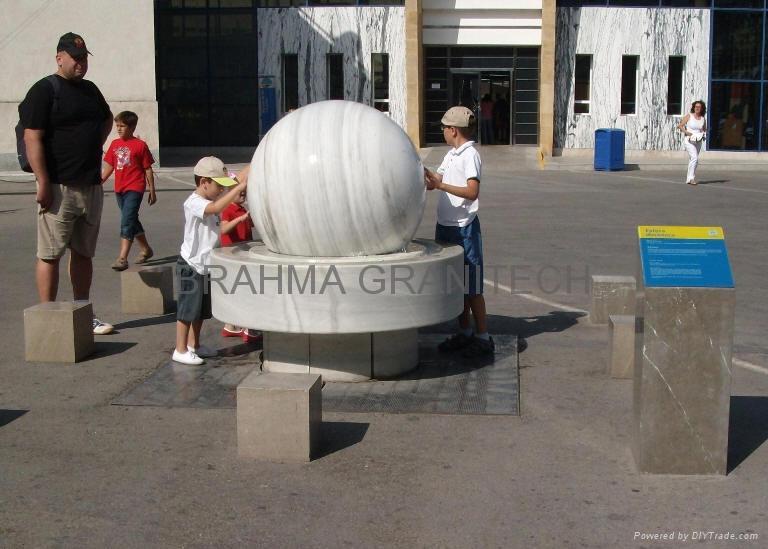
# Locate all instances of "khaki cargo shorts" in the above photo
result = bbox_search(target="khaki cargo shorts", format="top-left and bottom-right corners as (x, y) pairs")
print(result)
(37, 183), (104, 260)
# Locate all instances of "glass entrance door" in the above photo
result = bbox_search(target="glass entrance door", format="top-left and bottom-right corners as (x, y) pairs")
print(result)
(481, 72), (511, 145)
(450, 70), (512, 145)
(451, 71), (480, 128)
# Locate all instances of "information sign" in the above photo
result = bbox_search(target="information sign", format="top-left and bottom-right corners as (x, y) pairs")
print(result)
(638, 226), (734, 288)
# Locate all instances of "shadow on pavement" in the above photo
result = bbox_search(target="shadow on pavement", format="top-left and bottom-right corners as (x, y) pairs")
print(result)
(141, 255), (179, 267)
(727, 395), (768, 474)
(88, 342), (137, 360)
(697, 179), (730, 185)
(316, 421), (369, 459)
(114, 313), (177, 330)
(0, 409), (28, 428)
(423, 312), (584, 339)
(218, 341), (263, 357)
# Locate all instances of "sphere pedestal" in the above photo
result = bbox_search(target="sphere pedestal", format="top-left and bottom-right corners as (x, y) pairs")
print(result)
(262, 329), (418, 382)
(210, 240), (464, 381)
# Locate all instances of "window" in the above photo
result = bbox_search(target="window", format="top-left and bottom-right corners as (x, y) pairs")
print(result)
(621, 55), (639, 115)
(155, 2), (258, 146)
(667, 56), (685, 115)
(282, 54), (298, 113)
(372, 53), (389, 113)
(710, 81), (759, 150)
(574, 54), (591, 114)
(327, 53), (344, 100)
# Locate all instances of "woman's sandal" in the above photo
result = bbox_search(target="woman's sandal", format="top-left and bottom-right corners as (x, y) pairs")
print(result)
(135, 247), (154, 264)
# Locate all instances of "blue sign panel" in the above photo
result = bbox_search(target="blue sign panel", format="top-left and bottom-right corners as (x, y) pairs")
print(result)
(638, 226), (734, 288)
(258, 76), (277, 139)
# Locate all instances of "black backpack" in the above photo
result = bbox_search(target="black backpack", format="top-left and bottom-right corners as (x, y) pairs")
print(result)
(16, 75), (61, 173)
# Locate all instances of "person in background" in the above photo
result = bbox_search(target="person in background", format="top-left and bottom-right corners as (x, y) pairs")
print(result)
(678, 100), (707, 186)
(102, 111), (156, 271)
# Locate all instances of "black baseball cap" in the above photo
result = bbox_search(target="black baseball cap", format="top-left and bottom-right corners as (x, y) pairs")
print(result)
(56, 33), (91, 57)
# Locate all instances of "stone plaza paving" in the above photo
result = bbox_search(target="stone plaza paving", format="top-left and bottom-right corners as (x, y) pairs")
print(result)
(1, 155), (767, 547)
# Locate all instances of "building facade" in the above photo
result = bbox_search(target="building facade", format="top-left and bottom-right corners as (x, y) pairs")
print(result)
(2, 0), (764, 169)
(555, 1), (768, 153)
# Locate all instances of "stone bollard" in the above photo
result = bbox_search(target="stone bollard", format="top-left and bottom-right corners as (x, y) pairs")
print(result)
(589, 275), (636, 325)
(633, 286), (734, 475)
(121, 265), (174, 314)
(608, 315), (635, 379)
(24, 302), (94, 362)
(237, 371), (322, 462)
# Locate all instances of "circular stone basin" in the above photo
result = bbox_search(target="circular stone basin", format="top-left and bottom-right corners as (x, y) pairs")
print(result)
(247, 100), (425, 257)
(209, 240), (464, 335)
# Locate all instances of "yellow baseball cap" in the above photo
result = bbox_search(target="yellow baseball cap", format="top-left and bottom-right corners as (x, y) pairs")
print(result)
(193, 156), (237, 187)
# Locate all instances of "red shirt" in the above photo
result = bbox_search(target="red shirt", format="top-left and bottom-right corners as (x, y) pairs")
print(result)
(104, 137), (154, 193)
(220, 202), (253, 246)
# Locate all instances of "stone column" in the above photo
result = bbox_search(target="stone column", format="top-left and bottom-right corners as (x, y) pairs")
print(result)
(633, 279), (735, 475)
(538, 0), (556, 159)
(405, 0), (423, 148)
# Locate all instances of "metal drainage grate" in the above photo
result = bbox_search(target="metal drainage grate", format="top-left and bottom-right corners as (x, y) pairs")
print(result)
(113, 335), (519, 416)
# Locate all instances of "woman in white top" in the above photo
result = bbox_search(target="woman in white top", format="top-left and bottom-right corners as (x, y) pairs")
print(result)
(677, 100), (707, 185)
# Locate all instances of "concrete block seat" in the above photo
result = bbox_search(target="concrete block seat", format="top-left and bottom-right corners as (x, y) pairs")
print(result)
(237, 372), (322, 462)
(121, 265), (174, 315)
(24, 302), (94, 362)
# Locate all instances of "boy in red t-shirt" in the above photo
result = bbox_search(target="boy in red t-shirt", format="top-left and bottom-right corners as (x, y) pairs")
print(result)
(220, 188), (261, 342)
(102, 111), (156, 271)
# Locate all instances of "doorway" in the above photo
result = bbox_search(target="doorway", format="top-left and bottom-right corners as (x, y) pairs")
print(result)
(424, 46), (539, 146)
(450, 71), (511, 145)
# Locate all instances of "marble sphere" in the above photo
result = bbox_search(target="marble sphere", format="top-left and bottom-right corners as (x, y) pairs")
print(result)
(248, 100), (425, 257)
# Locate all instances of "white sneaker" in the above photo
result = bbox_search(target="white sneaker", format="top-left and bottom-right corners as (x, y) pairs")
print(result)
(189, 344), (218, 358)
(92, 318), (114, 335)
(172, 349), (204, 365)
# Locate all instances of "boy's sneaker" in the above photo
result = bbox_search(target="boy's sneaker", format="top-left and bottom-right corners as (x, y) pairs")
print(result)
(135, 247), (154, 264)
(111, 258), (128, 271)
(438, 333), (473, 352)
(242, 329), (263, 343)
(189, 344), (218, 358)
(172, 349), (204, 365)
(221, 326), (243, 337)
(461, 336), (495, 358)
(92, 318), (114, 335)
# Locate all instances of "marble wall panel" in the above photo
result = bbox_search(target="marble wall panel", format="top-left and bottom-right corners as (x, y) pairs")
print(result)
(258, 8), (407, 128)
(555, 7), (710, 150)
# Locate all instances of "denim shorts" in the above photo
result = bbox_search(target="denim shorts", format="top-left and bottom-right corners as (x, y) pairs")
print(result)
(115, 191), (145, 241)
(435, 216), (484, 296)
(175, 258), (212, 323)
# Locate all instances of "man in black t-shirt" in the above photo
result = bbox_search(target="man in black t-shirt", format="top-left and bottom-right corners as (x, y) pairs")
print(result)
(20, 32), (114, 335)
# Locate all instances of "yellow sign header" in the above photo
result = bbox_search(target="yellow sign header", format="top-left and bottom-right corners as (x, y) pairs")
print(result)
(638, 226), (725, 240)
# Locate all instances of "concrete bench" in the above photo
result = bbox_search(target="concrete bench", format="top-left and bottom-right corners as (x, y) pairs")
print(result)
(121, 265), (174, 315)
(237, 371), (322, 462)
(24, 302), (94, 362)
(608, 315), (635, 379)
(589, 275), (636, 325)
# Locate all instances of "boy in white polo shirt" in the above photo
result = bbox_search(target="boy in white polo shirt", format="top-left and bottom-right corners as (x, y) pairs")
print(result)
(173, 157), (250, 365)
(424, 106), (492, 357)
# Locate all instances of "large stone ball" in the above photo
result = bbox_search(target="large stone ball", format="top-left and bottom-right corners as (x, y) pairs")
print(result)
(248, 100), (425, 257)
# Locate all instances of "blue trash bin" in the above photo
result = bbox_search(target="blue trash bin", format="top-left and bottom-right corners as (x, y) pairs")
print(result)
(594, 128), (625, 171)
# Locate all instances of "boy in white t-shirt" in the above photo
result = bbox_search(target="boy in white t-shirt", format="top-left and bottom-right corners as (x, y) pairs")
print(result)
(424, 106), (493, 357)
(173, 157), (250, 365)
